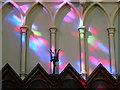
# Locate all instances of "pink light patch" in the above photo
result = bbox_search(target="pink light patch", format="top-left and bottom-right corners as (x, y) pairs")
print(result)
(67, 9), (76, 19)
(88, 46), (95, 52)
(11, 1), (19, 8)
(20, 5), (30, 14)
(71, 31), (79, 38)
(89, 26), (97, 36)
(64, 17), (72, 23)
(101, 59), (109, 69)
(59, 51), (64, 56)
(89, 56), (100, 66)
(81, 53), (84, 59)
(15, 27), (21, 32)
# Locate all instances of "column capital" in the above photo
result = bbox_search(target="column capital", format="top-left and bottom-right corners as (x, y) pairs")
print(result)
(20, 25), (29, 33)
(107, 27), (116, 34)
(49, 27), (57, 33)
(78, 26), (86, 34)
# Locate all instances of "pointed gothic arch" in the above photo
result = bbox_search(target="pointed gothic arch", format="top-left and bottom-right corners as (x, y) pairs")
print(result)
(24, 2), (52, 26)
(83, 2), (111, 27)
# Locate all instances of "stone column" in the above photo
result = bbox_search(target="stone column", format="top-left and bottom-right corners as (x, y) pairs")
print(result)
(20, 25), (28, 80)
(78, 26), (88, 79)
(49, 27), (59, 74)
(107, 27), (117, 77)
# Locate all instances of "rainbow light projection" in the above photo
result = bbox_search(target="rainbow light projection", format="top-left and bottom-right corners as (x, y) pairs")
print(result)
(56, 2), (81, 73)
(88, 26), (110, 73)
(29, 24), (50, 63)
(2, 1), (111, 74)
(3, 2), (50, 64)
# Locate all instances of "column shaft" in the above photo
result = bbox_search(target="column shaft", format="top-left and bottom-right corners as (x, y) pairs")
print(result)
(20, 25), (28, 80)
(78, 27), (88, 79)
(107, 28), (117, 77)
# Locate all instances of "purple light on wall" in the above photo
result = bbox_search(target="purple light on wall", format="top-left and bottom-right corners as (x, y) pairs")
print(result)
(63, 17), (72, 23)
(89, 56), (100, 66)
(63, 8), (77, 23)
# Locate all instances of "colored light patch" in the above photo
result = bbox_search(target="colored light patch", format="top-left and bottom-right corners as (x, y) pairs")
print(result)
(59, 60), (62, 66)
(53, 2), (65, 10)
(88, 46), (95, 52)
(81, 53), (84, 59)
(101, 59), (109, 66)
(32, 24), (38, 30)
(11, 1), (19, 8)
(88, 26), (97, 36)
(78, 18), (83, 28)
(71, 31), (79, 38)
(20, 4), (30, 14)
(59, 51), (64, 56)
(32, 30), (42, 36)
(22, 35), (25, 43)
(62, 0), (71, 2)
(63, 8), (77, 23)
(14, 32), (20, 37)
(15, 27), (21, 32)
(64, 16), (72, 23)
(38, 37), (48, 46)
(51, 45), (55, 53)
(89, 68), (93, 74)
(89, 56), (100, 66)
(76, 62), (81, 73)
(67, 8), (76, 19)
(29, 41), (38, 52)
(81, 61), (85, 73)
(101, 59), (110, 71)
(7, 15), (22, 26)
(95, 42), (109, 54)
(59, 63), (67, 73)
(80, 34), (84, 39)
(88, 36), (95, 46)
(29, 35), (50, 63)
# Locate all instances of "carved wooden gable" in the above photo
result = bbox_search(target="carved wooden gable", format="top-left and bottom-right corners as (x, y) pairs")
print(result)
(2, 63), (22, 89)
(86, 64), (116, 88)
(23, 64), (53, 88)
(55, 63), (86, 88)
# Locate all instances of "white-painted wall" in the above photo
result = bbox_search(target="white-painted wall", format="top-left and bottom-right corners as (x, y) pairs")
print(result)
(1, 2), (119, 76)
